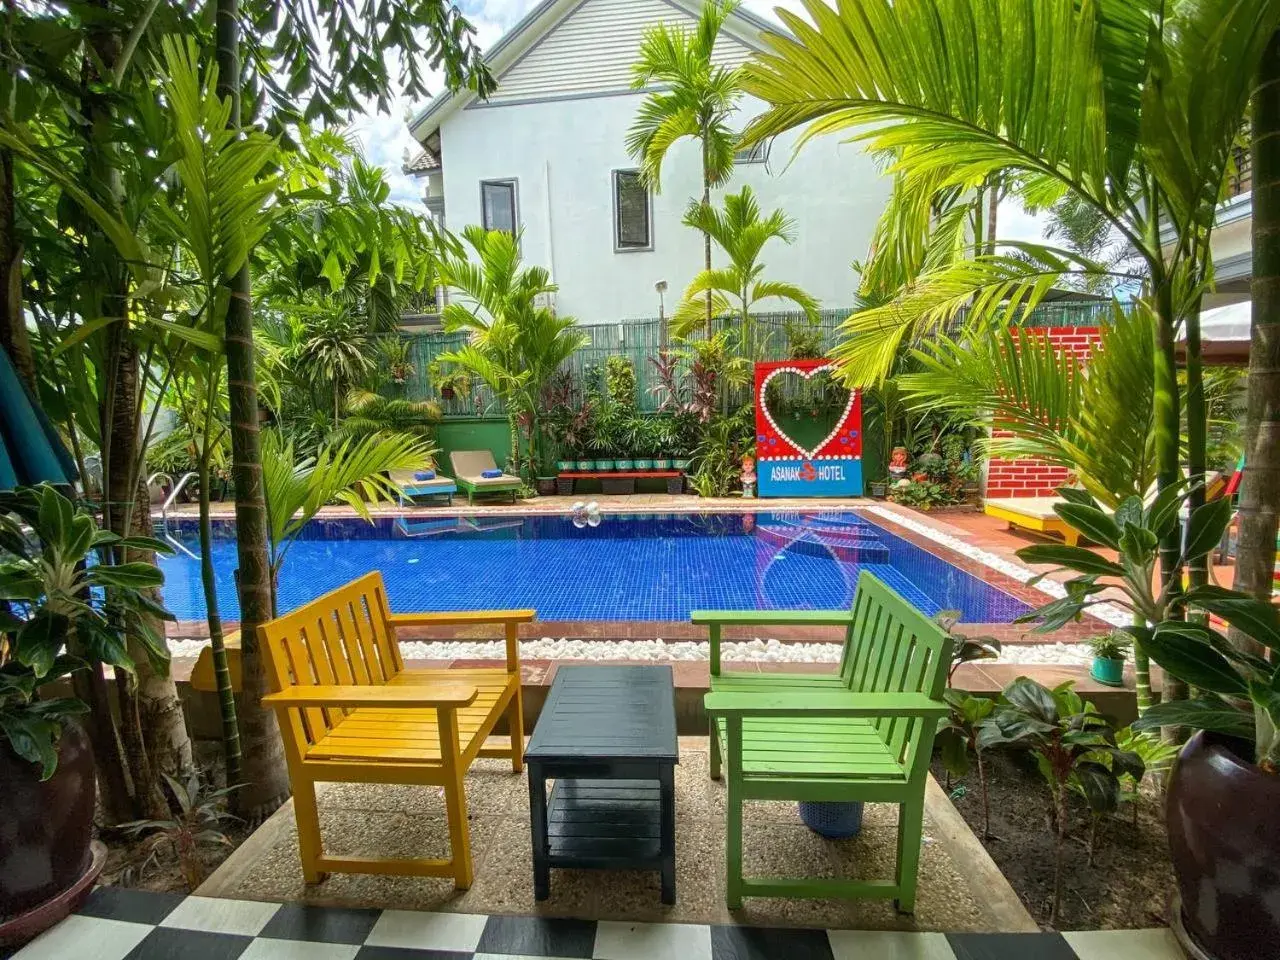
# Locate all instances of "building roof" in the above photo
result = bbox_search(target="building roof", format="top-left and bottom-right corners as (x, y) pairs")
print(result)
(406, 0), (781, 143)
(402, 147), (441, 176)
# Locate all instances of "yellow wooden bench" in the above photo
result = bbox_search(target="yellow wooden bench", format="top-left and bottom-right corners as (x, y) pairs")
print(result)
(257, 571), (533, 890)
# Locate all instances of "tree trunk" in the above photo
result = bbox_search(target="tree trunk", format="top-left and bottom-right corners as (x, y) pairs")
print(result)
(1233, 32), (1280, 647)
(198, 439), (242, 786)
(985, 175), (999, 256)
(215, 0), (289, 818)
(1152, 286), (1186, 599)
(0, 148), (32, 391)
(702, 132), (713, 336)
(1153, 289), (1190, 728)
(101, 330), (172, 819)
(128, 481), (193, 785)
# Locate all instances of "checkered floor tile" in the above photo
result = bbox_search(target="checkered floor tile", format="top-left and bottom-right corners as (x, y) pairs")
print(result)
(3, 888), (1183, 960)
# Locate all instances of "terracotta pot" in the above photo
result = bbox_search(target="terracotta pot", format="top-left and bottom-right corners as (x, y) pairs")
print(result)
(0, 722), (96, 920)
(1166, 731), (1280, 960)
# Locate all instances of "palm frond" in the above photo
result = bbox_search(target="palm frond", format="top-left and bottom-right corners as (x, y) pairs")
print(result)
(897, 307), (1157, 507)
(262, 429), (433, 571)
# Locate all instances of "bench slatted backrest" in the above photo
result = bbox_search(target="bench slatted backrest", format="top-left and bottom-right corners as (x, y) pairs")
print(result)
(840, 571), (953, 773)
(258, 572), (404, 751)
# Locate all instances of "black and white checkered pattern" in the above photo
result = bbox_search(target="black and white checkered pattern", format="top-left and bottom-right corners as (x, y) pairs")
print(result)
(3, 888), (1181, 960)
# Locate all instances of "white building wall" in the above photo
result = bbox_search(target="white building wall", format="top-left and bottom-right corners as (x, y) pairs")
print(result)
(439, 91), (890, 324)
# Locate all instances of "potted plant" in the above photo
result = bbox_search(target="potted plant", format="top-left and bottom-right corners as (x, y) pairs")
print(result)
(650, 417), (676, 470)
(0, 485), (173, 942)
(869, 477), (888, 498)
(428, 360), (472, 403)
(627, 416), (655, 470)
(1087, 630), (1129, 686)
(1017, 488), (1280, 960)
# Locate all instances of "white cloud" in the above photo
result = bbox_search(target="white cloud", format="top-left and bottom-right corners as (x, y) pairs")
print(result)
(997, 199), (1051, 245)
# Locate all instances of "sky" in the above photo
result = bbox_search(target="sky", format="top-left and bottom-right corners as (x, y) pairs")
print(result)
(347, 0), (1047, 242)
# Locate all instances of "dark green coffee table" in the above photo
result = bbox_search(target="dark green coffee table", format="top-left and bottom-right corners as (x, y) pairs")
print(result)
(525, 665), (679, 903)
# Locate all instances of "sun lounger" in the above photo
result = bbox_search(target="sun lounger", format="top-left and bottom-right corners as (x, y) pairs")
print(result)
(984, 497), (1079, 545)
(389, 468), (457, 506)
(449, 450), (521, 505)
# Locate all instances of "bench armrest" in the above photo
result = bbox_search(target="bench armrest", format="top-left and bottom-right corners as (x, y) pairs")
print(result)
(387, 610), (536, 627)
(691, 610), (856, 627)
(264, 683), (478, 709)
(692, 609), (853, 676)
(387, 610), (532, 674)
(704, 690), (948, 720)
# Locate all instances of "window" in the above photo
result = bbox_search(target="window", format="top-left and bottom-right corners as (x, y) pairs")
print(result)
(735, 137), (772, 164)
(613, 169), (652, 252)
(481, 179), (518, 233)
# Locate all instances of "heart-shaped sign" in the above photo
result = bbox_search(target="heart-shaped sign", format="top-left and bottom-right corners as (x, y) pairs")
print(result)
(757, 362), (858, 460)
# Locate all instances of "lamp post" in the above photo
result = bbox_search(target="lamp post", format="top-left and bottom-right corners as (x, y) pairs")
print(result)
(655, 279), (668, 348)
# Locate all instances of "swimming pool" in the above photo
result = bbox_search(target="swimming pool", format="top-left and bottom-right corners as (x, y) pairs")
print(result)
(157, 511), (1029, 625)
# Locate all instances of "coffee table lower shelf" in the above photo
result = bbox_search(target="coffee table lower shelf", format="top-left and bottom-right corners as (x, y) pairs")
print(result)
(535, 778), (675, 904)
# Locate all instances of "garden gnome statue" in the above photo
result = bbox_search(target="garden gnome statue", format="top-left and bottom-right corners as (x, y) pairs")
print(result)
(889, 446), (910, 480)
(741, 455), (757, 498)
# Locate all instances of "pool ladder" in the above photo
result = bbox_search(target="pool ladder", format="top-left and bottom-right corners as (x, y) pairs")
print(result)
(148, 471), (198, 559)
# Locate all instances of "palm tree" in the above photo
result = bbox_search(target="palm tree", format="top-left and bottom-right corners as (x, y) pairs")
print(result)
(738, 0), (1280, 609)
(294, 314), (374, 423)
(627, 0), (743, 333)
(261, 430), (434, 616)
(435, 226), (589, 478)
(214, 0), (290, 817)
(673, 186), (819, 354)
(1233, 35), (1280, 647)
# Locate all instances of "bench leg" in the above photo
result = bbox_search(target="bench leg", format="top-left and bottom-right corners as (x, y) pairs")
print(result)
(894, 792), (925, 914)
(443, 774), (474, 889)
(507, 684), (525, 773)
(294, 778), (328, 884)
(725, 773), (744, 910)
(709, 726), (722, 781)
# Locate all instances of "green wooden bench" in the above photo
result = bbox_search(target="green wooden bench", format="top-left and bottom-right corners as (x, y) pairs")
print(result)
(695, 571), (953, 912)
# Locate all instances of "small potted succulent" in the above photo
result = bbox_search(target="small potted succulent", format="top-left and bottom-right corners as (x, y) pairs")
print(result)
(1087, 630), (1129, 687)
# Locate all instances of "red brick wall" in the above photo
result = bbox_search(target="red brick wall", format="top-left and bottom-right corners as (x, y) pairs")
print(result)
(983, 326), (1102, 499)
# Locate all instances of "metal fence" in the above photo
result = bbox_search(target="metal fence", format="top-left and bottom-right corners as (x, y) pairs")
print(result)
(403, 300), (1113, 419)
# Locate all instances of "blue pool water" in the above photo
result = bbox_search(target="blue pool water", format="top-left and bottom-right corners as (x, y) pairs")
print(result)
(157, 511), (1029, 624)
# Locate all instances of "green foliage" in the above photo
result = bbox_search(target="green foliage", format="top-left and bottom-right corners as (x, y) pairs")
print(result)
(897, 305), (1157, 508)
(983, 677), (1143, 922)
(0, 485), (173, 779)
(434, 226), (589, 479)
(672, 187), (819, 350)
(261, 431), (434, 599)
(605, 356), (638, 413)
(1017, 488), (1280, 769)
(740, 0), (1280, 385)
(1087, 630), (1131, 662)
(244, 0), (494, 125)
(121, 771), (240, 890)
(688, 403), (754, 497)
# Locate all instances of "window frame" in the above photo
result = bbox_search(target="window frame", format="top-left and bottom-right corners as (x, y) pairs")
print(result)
(611, 168), (654, 253)
(734, 137), (773, 165)
(479, 178), (519, 234)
